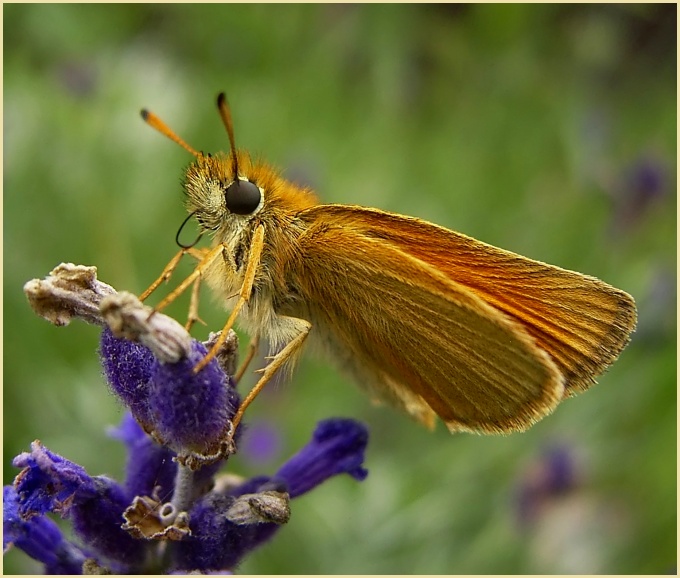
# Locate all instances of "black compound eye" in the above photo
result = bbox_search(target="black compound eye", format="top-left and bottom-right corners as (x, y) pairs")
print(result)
(225, 179), (261, 215)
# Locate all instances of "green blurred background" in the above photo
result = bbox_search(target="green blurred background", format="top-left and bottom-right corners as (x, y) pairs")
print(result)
(4, 4), (676, 574)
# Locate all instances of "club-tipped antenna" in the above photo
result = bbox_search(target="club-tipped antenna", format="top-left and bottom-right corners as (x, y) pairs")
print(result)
(140, 109), (200, 157)
(216, 92), (239, 180)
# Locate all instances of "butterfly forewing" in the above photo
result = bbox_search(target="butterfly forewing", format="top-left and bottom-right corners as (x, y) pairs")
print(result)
(300, 205), (637, 399)
(292, 211), (567, 434)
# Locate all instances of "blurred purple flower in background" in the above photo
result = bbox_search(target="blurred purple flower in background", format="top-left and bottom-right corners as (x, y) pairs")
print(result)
(610, 154), (668, 235)
(515, 443), (579, 528)
(240, 420), (283, 466)
(513, 443), (633, 573)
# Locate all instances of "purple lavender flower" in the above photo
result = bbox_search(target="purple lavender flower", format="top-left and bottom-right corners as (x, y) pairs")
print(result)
(7, 412), (369, 573)
(107, 413), (178, 505)
(100, 329), (155, 428)
(9, 277), (371, 574)
(172, 418), (369, 572)
(148, 339), (239, 457)
(4, 485), (88, 574)
(12, 441), (147, 571)
(100, 326), (240, 463)
(276, 418), (369, 498)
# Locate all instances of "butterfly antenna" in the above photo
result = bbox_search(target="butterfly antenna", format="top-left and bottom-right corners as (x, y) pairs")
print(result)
(216, 92), (239, 179)
(141, 108), (200, 157)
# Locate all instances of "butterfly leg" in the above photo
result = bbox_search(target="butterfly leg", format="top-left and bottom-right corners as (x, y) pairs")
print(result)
(184, 275), (207, 331)
(231, 315), (311, 431)
(139, 247), (209, 302)
(192, 224), (265, 374)
(152, 244), (226, 315)
(235, 336), (260, 384)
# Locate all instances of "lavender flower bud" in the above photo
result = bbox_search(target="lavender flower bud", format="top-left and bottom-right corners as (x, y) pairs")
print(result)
(12, 441), (146, 570)
(4, 485), (87, 574)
